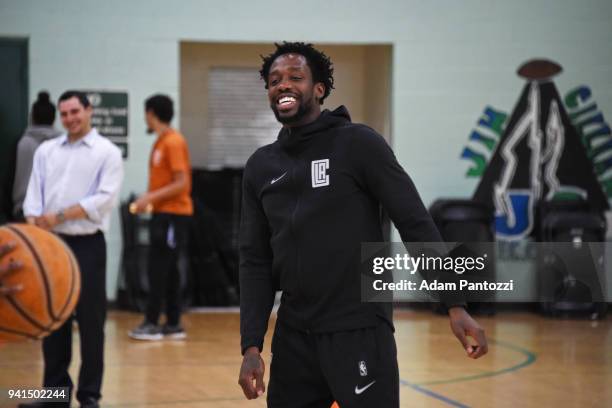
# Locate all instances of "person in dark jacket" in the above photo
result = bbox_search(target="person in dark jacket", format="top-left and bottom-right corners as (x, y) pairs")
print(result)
(238, 42), (487, 408)
(12, 91), (62, 220)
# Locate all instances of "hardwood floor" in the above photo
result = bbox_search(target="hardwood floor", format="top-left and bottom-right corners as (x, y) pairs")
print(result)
(1, 310), (610, 407)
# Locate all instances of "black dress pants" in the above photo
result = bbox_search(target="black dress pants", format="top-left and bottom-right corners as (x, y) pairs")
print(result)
(145, 213), (191, 326)
(42, 231), (106, 406)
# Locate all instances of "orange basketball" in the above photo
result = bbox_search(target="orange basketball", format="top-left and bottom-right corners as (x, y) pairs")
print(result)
(0, 224), (80, 342)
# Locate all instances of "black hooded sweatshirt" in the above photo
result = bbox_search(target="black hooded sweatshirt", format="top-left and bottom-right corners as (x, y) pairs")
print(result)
(239, 106), (447, 354)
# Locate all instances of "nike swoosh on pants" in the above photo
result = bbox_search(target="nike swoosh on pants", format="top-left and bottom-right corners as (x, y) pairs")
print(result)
(354, 380), (376, 395)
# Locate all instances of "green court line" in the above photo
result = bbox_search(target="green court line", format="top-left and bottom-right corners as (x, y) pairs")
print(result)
(415, 338), (537, 386)
(400, 379), (470, 408)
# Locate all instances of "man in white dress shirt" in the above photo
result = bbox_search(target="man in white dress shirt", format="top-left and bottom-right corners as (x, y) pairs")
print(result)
(21, 90), (123, 408)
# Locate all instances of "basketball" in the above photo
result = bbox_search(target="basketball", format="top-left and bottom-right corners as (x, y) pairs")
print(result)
(0, 223), (80, 342)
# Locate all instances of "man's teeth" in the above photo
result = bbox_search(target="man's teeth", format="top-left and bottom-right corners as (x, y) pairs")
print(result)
(279, 96), (296, 105)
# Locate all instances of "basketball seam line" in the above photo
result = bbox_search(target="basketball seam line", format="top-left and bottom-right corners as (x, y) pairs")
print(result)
(6, 225), (59, 322)
(0, 324), (42, 340)
(4, 295), (51, 333)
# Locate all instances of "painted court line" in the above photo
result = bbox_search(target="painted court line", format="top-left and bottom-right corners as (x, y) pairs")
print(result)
(400, 338), (537, 407)
(417, 339), (537, 386)
(400, 379), (470, 408)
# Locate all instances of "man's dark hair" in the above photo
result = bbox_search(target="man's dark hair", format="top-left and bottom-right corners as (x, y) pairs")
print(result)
(32, 91), (56, 125)
(58, 90), (91, 108)
(260, 42), (335, 104)
(145, 94), (174, 123)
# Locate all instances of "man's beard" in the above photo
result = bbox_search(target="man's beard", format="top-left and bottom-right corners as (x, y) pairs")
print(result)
(146, 127), (154, 134)
(271, 96), (315, 125)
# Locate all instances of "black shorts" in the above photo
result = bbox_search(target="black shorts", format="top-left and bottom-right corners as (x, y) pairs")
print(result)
(268, 319), (399, 408)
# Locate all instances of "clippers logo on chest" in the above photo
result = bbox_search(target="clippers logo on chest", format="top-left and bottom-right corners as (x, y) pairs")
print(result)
(311, 159), (330, 188)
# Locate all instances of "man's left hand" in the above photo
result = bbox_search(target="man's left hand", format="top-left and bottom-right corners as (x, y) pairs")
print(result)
(448, 306), (488, 359)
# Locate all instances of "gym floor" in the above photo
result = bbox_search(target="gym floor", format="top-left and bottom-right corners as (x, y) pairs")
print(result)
(1, 309), (610, 407)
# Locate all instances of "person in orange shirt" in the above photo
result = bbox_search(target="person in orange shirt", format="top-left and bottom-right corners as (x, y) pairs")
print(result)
(129, 94), (193, 341)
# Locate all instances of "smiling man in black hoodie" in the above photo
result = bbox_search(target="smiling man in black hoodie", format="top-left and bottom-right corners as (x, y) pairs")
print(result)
(238, 42), (487, 408)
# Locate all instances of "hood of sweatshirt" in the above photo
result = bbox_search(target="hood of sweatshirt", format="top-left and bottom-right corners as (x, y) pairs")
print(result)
(277, 105), (351, 153)
(23, 125), (62, 142)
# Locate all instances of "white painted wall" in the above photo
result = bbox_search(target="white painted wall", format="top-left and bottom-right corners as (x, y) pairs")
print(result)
(1, 0), (611, 300)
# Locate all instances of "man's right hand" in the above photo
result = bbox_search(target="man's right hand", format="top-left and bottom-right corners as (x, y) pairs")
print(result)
(238, 346), (266, 399)
(129, 193), (154, 214)
(0, 242), (23, 296)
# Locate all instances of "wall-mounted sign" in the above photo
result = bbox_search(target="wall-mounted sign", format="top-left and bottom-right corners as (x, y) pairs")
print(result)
(460, 60), (611, 240)
(82, 90), (129, 158)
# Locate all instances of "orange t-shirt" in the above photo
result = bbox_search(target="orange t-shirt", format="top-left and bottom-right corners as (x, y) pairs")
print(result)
(148, 129), (193, 215)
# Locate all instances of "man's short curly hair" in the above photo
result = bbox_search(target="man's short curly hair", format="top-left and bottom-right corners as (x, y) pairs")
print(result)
(260, 42), (335, 104)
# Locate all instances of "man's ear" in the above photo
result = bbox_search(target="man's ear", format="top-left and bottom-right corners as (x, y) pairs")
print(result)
(314, 82), (325, 104)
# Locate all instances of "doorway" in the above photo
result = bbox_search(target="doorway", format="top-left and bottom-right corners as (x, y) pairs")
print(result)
(0, 38), (28, 224)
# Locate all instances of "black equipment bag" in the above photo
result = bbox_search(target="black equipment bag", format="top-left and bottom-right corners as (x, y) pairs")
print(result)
(429, 199), (496, 315)
(537, 206), (607, 319)
(116, 197), (151, 311)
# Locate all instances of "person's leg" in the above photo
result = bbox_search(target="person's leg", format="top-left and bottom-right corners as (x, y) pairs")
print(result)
(317, 321), (399, 408)
(66, 233), (107, 405)
(267, 321), (334, 408)
(41, 314), (74, 407)
(145, 214), (171, 325)
(165, 215), (190, 327)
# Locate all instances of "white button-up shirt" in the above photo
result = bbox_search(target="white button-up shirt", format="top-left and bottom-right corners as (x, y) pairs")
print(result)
(23, 128), (124, 235)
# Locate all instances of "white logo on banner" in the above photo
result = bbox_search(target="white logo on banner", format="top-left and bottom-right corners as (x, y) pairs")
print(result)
(311, 159), (329, 188)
